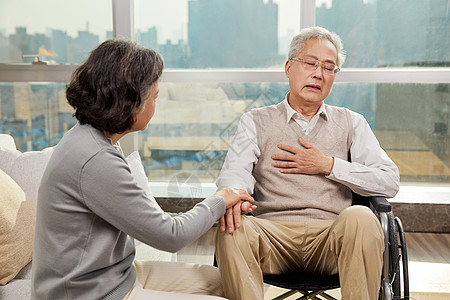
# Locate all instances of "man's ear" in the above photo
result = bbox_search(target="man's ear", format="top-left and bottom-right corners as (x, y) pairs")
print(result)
(285, 60), (291, 78)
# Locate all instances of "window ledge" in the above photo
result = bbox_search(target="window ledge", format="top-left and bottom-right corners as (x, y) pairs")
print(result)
(150, 182), (450, 205)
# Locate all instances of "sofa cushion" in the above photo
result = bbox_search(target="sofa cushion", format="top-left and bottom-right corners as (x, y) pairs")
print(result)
(0, 147), (54, 205)
(0, 169), (36, 285)
(0, 278), (32, 299)
(0, 147), (21, 175)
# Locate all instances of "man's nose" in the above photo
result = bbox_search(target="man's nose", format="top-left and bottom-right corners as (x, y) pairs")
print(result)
(312, 65), (323, 79)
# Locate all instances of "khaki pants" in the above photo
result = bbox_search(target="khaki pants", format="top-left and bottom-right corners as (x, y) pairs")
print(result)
(123, 260), (226, 300)
(215, 206), (384, 300)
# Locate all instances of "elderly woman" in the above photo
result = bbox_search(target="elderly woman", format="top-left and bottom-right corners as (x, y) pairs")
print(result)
(31, 40), (253, 300)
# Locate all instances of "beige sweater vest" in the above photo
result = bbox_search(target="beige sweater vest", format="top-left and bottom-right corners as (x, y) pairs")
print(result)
(251, 102), (353, 222)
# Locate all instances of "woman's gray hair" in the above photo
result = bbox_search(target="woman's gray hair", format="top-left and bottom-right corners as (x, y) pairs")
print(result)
(287, 26), (346, 67)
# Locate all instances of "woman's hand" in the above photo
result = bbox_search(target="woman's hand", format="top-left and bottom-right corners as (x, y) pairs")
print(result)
(214, 188), (254, 209)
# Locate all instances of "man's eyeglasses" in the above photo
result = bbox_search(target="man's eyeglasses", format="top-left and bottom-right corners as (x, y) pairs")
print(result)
(290, 56), (340, 75)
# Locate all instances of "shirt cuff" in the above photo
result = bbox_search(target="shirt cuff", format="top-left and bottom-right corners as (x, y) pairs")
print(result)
(326, 157), (349, 180)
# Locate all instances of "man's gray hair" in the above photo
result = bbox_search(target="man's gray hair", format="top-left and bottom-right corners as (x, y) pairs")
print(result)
(287, 26), (346, 67)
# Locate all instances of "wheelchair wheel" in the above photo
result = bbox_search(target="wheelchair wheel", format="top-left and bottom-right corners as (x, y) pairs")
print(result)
(395, 217), (410, 299)
(387, 212), (401, 298)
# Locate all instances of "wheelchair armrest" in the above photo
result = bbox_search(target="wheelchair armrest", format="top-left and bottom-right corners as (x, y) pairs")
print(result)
(368, 196), (391, 213)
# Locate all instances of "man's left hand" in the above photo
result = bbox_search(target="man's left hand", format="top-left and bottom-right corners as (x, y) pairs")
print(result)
(219, 201), (257, 234)
(272, 137), (334, 175)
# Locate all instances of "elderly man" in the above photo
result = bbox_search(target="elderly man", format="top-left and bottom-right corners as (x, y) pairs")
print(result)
(215, 26), (399, 300)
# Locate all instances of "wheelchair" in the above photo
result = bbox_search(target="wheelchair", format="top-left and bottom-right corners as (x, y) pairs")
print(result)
(263, 194), (409, 300)
(214, 193), (409, 300)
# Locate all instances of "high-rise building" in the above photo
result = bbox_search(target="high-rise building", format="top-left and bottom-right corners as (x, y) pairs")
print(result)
(375, 0), (428, 66)
(160, 39), (189, 68)
(50, 30), (71, 63)
(317, 0), (376, 67)
(71, 30), (99, 63)
(426, 0), (450, 64)
(138, 27), (158, 51)
(188, 0), (278, 68)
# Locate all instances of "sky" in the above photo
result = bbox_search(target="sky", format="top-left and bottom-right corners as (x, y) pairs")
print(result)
(0, 0), (113, 37)
(0, 0), (332, 42)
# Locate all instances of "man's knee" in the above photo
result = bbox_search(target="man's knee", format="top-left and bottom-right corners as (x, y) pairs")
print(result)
(340, 205), (379, 227)
(214, 215), (262, 272)
(337, 206), (383, 244)
(214, 215), (254, 250)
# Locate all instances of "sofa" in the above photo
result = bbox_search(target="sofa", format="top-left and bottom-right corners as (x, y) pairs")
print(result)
(0, 133), (174, 299)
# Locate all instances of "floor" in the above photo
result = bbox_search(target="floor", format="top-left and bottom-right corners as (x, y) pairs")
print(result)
(175, 228), (450, 300)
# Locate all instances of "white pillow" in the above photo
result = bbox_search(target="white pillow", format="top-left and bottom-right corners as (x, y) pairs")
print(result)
(126, 151), (153, 198)
(0, 134), (16, 151)
(0, 148), (21, 175)
(2, 147), (151, 205)
(7, 147), (55, 205)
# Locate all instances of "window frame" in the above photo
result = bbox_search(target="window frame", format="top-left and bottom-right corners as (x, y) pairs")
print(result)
(1, 0), (448, 84)
(1, 0), (450, 200)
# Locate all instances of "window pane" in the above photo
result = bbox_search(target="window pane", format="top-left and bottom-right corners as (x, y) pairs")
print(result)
(2, 80), (448, 184)
(0, 82), (75, 150)
(0, 0), (112, 64)
(134, 82), (450, 184)
(316, 0), (450, 68)
(135, 82), (290, 182)
(323, 82), (450, 183)
(373, 83), (450, 182)
(134, 0), (300, 68)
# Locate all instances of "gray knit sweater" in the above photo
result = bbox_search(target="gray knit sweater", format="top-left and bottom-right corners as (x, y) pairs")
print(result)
(31, 123), (225, 300)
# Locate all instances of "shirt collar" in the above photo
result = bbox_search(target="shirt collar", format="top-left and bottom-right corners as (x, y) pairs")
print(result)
(283, 94), (328, 124)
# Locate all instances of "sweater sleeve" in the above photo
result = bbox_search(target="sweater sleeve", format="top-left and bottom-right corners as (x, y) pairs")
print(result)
(79, 148), (225, 253)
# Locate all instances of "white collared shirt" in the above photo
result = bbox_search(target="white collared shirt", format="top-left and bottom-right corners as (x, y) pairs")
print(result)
(217, 99), (400, 198)
(286, 100), (326, 135)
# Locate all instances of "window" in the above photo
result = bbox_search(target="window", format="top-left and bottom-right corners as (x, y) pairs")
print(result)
(135, 81), (289, 182)
(0, 0), (112, 64)
(134, 0), (299, 68)
(316, 0), (450, 68)
(0, 82), (75, 151)
(0, 0), (449, 194)
(332, 82), (450, 183)
(132, 81), (450, 184)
